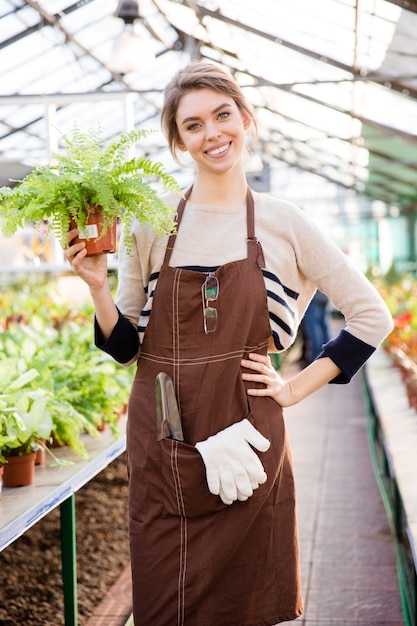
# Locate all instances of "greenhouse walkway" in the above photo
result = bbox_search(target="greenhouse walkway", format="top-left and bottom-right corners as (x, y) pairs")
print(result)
(86, 356), (407, 626)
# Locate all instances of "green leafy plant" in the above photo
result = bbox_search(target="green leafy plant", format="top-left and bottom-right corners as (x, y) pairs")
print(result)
(0, 124), (181, 252)
(0, 312), (128, 457)
(0, 358), (54, 463)
(0, 280), (135, 463)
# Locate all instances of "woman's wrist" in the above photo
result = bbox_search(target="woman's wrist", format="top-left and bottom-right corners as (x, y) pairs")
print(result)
(285, 357), (341, 406)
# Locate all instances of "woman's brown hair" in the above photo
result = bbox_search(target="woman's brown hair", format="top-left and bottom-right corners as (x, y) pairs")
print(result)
(161, 60), (257, 163)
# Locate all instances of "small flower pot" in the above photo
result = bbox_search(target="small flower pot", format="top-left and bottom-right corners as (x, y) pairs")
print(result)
(71, 206), (117, 256)
(35, 444), (46, 465)
(2, 452), (36, 488)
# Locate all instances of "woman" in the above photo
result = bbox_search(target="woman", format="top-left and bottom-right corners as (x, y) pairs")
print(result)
(65, 61), (393, 625)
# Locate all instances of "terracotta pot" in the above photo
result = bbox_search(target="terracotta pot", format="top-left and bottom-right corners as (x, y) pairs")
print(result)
(35, 443), (46, 465)
(71, 206), (117, 256)
(2, 452), (36, 488)
(96, 420), (107, 432)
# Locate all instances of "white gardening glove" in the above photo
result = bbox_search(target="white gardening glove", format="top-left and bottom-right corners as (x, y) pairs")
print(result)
(195, 419), (270, 505)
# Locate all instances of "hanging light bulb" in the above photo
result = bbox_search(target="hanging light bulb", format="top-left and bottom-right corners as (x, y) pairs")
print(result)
(109, 0), (155, 74)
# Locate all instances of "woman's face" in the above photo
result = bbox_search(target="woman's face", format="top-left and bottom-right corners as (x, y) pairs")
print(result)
(175, 88), (250, 175)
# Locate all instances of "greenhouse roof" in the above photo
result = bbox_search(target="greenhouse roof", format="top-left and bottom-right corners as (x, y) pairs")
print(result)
(1, 0), (417, 210)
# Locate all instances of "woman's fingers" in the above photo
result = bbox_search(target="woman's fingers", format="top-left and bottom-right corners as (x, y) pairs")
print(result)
(63, 227), (85, 262)
(64, 241), (87, 264)
(65, 227), (80, 247)
(241, 352), (291, 405)
(241, 354), (276, 387)
(241, 353), (273, 373)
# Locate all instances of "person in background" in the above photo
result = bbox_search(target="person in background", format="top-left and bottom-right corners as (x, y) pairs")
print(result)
(301, 289), (331, 365)
(64, 61), (393, 626)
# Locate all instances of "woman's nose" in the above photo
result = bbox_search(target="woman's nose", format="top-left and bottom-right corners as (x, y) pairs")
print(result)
(205, 124), (221, 140)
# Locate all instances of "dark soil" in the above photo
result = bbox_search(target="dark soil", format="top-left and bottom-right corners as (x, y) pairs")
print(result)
(0, 453), (130, 626)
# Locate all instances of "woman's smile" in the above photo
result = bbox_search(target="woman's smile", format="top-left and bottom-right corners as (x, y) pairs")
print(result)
(205, 141), (231, 157)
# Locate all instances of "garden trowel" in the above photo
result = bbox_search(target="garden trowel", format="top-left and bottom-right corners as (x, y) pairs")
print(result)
(155, 372), (184, 442)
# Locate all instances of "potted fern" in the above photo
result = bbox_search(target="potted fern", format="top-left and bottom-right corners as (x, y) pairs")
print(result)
(0, 124), (181, 255)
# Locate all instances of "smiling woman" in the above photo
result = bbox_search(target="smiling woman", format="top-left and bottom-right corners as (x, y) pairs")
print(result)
(173, 88), (251, 177)
(64, 60), (393, 626)
(161, 61), (258, 169)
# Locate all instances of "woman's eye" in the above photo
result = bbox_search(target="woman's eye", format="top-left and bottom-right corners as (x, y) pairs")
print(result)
(218, 111), (229, 119)
(188, 123), (200, 131)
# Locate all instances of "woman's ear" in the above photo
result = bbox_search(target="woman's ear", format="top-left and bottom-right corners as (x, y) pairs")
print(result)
(175, 137), (187, 152)
(242, 113), (252, 131)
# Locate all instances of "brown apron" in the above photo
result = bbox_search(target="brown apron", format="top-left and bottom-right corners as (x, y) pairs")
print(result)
(126, 189), (303, 626)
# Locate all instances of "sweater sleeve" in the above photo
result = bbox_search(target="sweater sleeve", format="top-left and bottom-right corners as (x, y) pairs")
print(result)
(318, 329), (375, 384)
(313, 261), (393, 382)
(264, 196), (394, 383)
(94, 308), (139, 365)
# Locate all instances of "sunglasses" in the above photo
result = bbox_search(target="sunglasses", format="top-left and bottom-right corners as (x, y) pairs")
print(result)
(202, 273), (219, 334)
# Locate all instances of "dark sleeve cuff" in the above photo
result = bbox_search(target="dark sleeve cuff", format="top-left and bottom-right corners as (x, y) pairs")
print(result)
(94, 308), (139, 364)
(318, 329), (375, 384)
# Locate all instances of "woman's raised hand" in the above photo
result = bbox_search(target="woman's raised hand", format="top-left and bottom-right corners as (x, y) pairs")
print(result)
(64, 228), (109, 291)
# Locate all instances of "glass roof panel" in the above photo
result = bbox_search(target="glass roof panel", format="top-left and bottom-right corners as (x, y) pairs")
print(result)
(0, 0), (417, 210)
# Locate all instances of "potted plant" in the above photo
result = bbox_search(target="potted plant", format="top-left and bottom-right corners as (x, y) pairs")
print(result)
(0, 305), (123, 459)
(0, 358), (54, 487)
(0, 124), (181, 255)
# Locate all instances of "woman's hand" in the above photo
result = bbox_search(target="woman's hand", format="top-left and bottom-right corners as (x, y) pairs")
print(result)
(241, 353), (292, 407)
(242, 353), (343, 408)
(64, 228), (108, 291)
(64, 228), (119, 340)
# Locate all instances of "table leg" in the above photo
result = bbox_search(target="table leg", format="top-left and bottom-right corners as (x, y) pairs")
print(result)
(60, 494), (78, 626)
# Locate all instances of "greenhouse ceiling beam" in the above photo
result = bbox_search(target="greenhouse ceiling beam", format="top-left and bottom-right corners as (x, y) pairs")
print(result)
(0, 92), (144, 105)
(246, 84), (417, 158)
(265, 151), (392, 207)
(262, 126), (417, 185)
(189, 4), (417, 100)
(269, 84), (417, 147)
(23, 0), (131, 89)
(6, 0), (169, 109)
(262, 131), (416, 206)
(0, 0), (97, 50)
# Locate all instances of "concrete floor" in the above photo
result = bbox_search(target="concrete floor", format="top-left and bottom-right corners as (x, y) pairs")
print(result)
(284, 363), (405, 626)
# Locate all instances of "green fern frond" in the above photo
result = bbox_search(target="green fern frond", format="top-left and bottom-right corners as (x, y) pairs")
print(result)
(0, 123), (182, 252)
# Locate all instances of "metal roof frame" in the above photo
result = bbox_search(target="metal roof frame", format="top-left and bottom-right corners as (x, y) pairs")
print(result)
(0, 0), (416, 212)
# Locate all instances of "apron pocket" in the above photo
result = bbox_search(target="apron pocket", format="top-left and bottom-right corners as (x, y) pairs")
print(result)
(159, 438), (228, 518)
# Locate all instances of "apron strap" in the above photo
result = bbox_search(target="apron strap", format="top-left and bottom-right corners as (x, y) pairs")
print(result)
(163, 186), (193, 266)
(246, 188), (266, 269)
(163, 186), (265, 269)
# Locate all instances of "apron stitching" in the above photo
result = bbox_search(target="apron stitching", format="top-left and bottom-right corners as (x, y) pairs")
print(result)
(139, 349), (246, 364)
(171, 273), (187, 626)
(178, 516), (187, 626)
(172, 269), (182, 389)
(244, 340), (270, 352)
(171, 442), (185, 516)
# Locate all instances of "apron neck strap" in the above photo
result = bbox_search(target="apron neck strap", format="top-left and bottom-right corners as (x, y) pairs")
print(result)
(246, 188), (266, 268)
(163, 186), (265, 268)
(163, 186), (192, 266)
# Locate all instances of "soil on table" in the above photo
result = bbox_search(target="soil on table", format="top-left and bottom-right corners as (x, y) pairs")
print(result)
(0, 453), (130, 626)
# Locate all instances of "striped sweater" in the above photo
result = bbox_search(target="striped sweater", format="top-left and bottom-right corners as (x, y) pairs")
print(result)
(97, 190), (393, 383)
